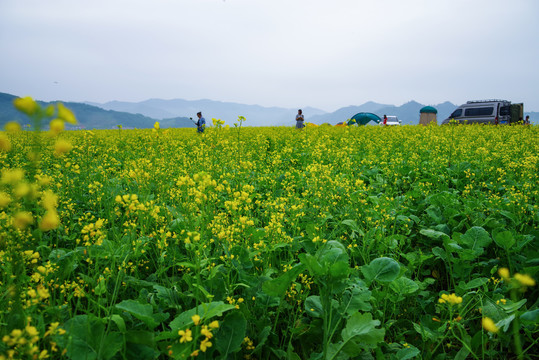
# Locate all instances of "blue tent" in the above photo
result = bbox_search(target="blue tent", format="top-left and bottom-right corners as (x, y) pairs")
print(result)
(347, 112), (382, 126)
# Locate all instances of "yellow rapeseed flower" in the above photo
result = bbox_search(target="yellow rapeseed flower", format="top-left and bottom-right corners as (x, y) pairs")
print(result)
(482, 317), (499, 333)
(1, 168), (25, 184)
(0, 133), (11, 152)
(54, 139), (73, 156)
(200, 338), (212, 352)
(514, 273), (536, 287)
(25, 325), (39, 337)
(14, 182), (31, 198)
(208, 320), (219, 329)
(5, 121), (22, 133)
(0, 191), (12, 208)
(438, 293), (462, 305)
(191, 314), (201, 326)
(200, 325), (213, 339)
(57, 103), (77, 124)
(39, 211), (60, 231)
(178, 328), (193, 343)
(49, 118), (65, 136)
(41, 190), (58, 211)
(498, 267), (510, 281)
(13, 211), (34, 230)
(14, 96), (39, 116)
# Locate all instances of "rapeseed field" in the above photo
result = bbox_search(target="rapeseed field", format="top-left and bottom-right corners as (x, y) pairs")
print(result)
(0, 98), (537, 359)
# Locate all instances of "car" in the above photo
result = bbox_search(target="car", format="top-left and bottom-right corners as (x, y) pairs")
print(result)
(380, 116), (401, 126)
(441, 99), (523, 125)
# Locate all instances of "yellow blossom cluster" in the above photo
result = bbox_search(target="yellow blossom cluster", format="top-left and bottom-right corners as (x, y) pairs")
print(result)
(175, 315), (219, 357)
(438, 293), (463, 305)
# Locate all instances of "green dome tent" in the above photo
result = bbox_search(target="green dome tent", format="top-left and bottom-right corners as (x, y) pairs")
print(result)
(420, 106), (438, 114)
(347, 112), (382, 126)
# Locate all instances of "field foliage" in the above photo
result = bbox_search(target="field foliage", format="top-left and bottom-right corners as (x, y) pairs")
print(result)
(1, 101), (538, 359)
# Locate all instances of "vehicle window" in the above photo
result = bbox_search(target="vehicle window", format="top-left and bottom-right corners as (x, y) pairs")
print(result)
(500, 106), (510, 116)
(464, 107), (493, 116)
(450, 109), (462, 118)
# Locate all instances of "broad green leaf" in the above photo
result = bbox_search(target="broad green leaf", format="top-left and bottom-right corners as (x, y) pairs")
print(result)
(420, 229), (449, 241)
(493, 231), (515, 250)
(520, 309), (539, 325)
(116, 300), (167, 330)
(341, 312), (385, 346)
(413, 322), (439, 341)
(459, 277), (489, 290)
(361, 257), (400, 283)
(340, 285), (372, 315)
(390, 277), (419, 295)
(305, 296), (324, 317)
(216, 311), (247, 357)
(495, 314), (515, 332)
(262, 263), (306, 297)
(396, 346), (421, 360)
(60, 315), (123, 360)
(459, 226), (491, 253)
(299, 253), (325, 277)
(318, 241), (349, 267)
(110, 314), (126, 333)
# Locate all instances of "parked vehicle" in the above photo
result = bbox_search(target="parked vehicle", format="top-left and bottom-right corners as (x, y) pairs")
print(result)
(441, 99), (523, 125)
(380, 116), (402, 126)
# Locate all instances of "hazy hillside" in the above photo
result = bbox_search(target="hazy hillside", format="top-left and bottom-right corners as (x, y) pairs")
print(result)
(0, 92), (194, 129)
(87, 98), (327, 127)
(309, 100), (460, 125)
(2, 92), (537, 129)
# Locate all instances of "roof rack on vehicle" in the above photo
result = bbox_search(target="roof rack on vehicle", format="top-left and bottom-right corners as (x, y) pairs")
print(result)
(466, 99), (509, 104)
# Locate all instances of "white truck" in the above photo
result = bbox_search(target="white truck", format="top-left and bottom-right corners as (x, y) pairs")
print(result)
(380, 116), (402, 126)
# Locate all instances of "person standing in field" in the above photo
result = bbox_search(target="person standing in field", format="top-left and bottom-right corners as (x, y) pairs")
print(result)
(383, 115), (388, 126)
(296, 109), (305, 129)
(196, 112), (206, 133)
(525, 115), (530, 125)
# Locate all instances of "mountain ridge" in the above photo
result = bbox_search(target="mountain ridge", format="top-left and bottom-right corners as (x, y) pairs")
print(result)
(1, 92), (537, 128)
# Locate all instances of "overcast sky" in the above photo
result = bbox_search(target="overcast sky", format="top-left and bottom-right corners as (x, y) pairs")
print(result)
(1, 0), (538, 112)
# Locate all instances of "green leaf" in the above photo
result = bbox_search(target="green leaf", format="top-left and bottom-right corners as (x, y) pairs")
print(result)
(125, 330), (155, 347)
(520, 309), (539, 325)
(495, 315), (515, 332)
(396, 346), (421, 360)
(459, 226), (491, 254)
(390, 277), (419, 295)
(216, 312), (247, 357)
(262, 264), (306, 297)
(169, 301), (235, 330)
(59, 315), (123, 360)
(361, 257), (400, 283)
(340, 285), (372, 315)
(116, 300), (166, 330)
(493, 231), (515, 250)
(110, 314), (126, 333)
(299, 253), (325, 277)
(341, 312), (385, 347)
(420, 229), (449, 241)
(459, 277), (489, 290)
(305, 296), (324, 317)
(318, 241), (349, 268)
(253, 326), (271, 354)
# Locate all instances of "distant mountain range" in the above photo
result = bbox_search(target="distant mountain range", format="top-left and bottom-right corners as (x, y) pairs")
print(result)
(0, 92), (195, 130)
(1, 91), (537, 129)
